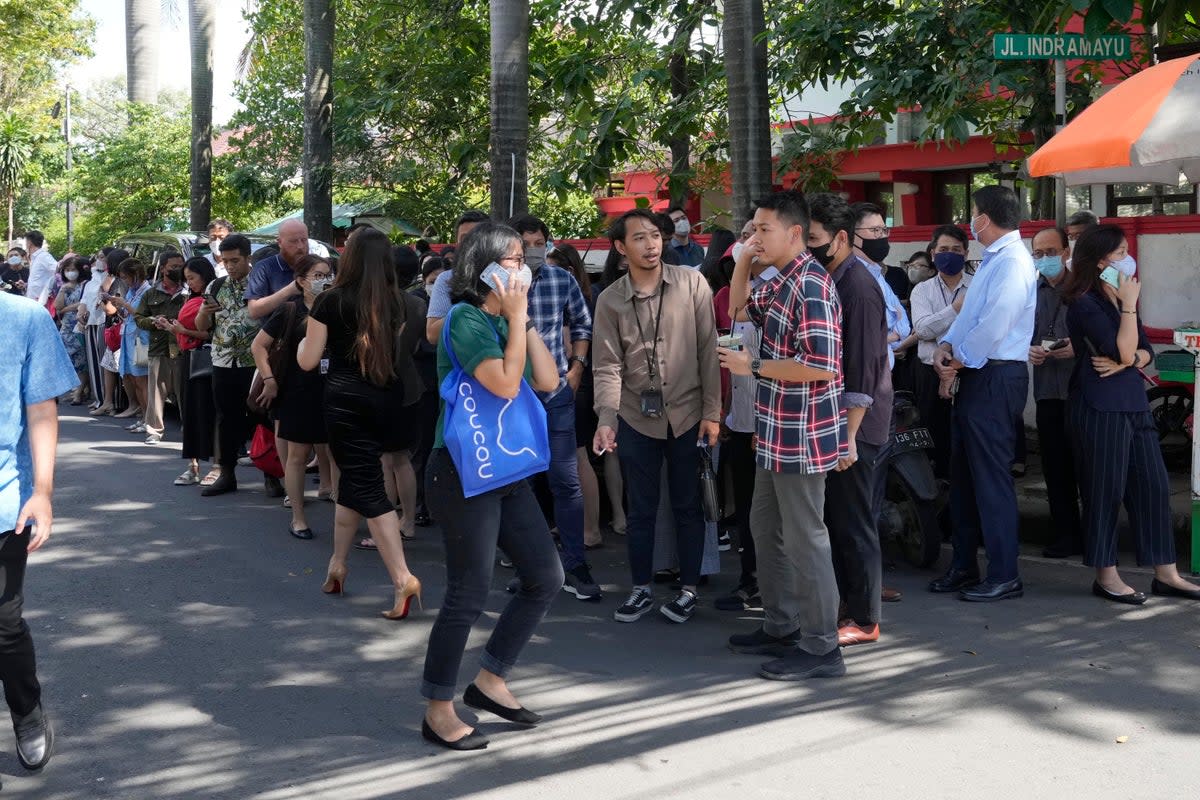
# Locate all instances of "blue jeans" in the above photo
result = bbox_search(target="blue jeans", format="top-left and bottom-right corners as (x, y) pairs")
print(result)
(544, 387), (585, 571)
(617, 420), (704, 586)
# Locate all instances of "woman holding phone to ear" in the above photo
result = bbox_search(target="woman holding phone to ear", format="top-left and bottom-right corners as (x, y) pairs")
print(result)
(1061, 224), (1200, 605)
(420, 222), (561, 752)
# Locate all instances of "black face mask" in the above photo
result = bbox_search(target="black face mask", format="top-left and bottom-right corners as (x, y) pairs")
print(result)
(808, 240), (837, 268)
(858, 237), (890, 264)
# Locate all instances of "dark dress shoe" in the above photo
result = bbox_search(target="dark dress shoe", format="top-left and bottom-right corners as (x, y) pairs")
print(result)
(415, 511), (432, 527)
(463, 683), (542, 725)
(928, 568), (980, 593)
(13, 705), (53, 771)
(264, 475), (285, 498)
(1092, 581), (1147, 605)
(959, 578), (1024, 602)
(421, 719), (489, 751)
(1150, 578), (1200, 600)
(1042, 543), (1082, 559)
(200, 474), (238, 497)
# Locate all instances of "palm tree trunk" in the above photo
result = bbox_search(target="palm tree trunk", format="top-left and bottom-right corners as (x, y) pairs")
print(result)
(189, 0), (216, 231)
(6, 192), (12, 247)
(125, 0), (160, 104)
(724, 0), (772, 227)
(667, 46), (691, 209)
(303, 0), (335, 243)
(489, 0), (529, 221)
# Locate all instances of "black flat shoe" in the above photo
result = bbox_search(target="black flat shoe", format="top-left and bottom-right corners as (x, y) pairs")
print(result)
(421, 718), (489, 751)
(288, 524), (314, 540)
(1150, 578), (1200, 600)
(463, 683), (542, 725)
(1092, 580), (1147, 605)
(13, 705), (53, 771)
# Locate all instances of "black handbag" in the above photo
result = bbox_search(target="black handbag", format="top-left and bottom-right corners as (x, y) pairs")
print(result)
(189, 345), (213, 380)
(698, 445), (721, 523)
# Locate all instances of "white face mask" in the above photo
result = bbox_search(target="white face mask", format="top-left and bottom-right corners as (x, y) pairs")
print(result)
(309, 277), (333, 293)
(65, 271), (79, 282)
(673, 218), (691, 236)
(731, 242), (746, 262)
(6, 256), (20, 266)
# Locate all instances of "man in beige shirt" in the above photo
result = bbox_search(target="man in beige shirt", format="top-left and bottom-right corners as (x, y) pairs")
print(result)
(592, 209), (721, 625)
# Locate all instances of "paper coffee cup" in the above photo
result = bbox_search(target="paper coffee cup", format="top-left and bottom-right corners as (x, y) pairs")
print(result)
(718, 333), (744, 351)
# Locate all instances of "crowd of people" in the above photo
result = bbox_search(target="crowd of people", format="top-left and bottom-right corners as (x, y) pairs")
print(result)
(8, 187), (1199, 754)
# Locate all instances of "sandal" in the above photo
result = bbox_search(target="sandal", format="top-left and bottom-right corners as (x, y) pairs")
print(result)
(354, 537), (378, 551)
(200, 468), (223, 487)
(174, 469), (200, 486)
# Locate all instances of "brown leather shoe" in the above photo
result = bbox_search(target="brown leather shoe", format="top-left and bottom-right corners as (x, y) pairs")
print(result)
(882, 587), (903, 603)
(837, 622), (880, 647)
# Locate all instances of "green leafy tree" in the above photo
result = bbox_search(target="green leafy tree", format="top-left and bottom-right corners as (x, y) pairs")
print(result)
(0, 114), (37, 244)
(770, 0), (1123, 218)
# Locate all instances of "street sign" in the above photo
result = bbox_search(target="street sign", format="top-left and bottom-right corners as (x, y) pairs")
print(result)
(993, 33), (1132, 60)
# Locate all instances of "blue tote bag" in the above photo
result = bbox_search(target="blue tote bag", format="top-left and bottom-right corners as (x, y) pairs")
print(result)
(439, 304), (550, 497)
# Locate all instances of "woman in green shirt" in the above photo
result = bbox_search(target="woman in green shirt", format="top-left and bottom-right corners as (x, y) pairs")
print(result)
(420, 223), (561, 751)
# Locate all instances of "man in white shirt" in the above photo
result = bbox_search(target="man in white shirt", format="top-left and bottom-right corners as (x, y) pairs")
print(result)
(909, 224), (971, 477)
(23, 231), (57, 307)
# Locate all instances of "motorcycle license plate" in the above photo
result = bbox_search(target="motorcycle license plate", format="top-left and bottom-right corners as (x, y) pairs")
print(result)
(893, 428), (934, 452)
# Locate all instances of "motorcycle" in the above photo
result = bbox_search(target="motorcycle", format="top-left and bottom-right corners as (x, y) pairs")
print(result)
(878, 391), (944, 568)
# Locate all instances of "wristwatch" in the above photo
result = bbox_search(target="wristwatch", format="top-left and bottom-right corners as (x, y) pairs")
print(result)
(569, 355), (589, 369)
(750, 358), (763, 379)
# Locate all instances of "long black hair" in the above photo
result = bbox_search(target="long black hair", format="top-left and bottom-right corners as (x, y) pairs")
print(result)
(333, 227), (403, 386)
(1060, 224), (1126, 303)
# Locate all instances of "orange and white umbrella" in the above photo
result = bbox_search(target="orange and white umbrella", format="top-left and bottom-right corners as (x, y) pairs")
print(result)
(1027, 54), (1200, 185)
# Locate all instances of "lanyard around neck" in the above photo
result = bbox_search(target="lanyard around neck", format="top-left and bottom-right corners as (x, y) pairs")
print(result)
(632, 281), (666, 380)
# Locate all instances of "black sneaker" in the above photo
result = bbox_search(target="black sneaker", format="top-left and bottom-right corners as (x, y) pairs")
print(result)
(714, 582), (761, 611)
(717, 531), (732, 552)
(660, 590), (698, 623)
(563, 564), (602, 601)
(728, 626), (801, 655)
(613, 587), (654, 622)
(759, 648), (846, 681)
(505, 577), (521, 594)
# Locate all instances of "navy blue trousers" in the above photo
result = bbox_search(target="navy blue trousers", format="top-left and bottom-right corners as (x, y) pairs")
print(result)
(948, 361), (1027, 583)
(1068, 397), (1175, 568)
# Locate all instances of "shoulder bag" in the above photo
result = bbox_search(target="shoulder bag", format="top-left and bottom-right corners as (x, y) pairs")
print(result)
(438, 304), (550, 498)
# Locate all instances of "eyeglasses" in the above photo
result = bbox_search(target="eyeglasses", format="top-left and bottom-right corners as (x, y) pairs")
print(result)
(1031, 250), (1062, 259)
(855, 226), (890, 237)
(498, 255), (523, 266)
(309, 272), (332, 280)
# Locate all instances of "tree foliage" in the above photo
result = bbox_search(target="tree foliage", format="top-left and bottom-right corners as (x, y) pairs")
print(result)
(69, 97), (289, 254)
(230, 0), (728, 239)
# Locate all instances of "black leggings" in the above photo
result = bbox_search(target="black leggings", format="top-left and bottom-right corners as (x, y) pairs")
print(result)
(421, 450), (563, 701)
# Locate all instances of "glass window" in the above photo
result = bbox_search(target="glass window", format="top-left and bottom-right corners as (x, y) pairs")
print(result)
(1107, 178), (1196, 216)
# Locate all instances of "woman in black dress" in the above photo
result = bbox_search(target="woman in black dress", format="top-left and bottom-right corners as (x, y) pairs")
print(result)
(298, 228), (424, 618)
(251, 255), (338, 539)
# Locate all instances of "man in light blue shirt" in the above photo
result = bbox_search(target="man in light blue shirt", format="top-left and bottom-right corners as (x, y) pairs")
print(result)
(0, 291), (77, 771)
(930, 186), (1036, 603)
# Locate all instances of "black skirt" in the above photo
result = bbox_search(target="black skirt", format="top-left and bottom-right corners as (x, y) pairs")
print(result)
(275, 368), (328, 444)
(324, 371), (417, 518)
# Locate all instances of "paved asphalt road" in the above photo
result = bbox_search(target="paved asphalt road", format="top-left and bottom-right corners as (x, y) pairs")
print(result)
(1, 407), (1196, 798)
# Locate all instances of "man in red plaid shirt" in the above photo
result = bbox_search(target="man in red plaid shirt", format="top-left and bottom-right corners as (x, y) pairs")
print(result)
(719, 190), (848, 681)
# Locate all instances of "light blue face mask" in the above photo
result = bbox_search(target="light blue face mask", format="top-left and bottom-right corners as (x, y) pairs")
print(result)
(1034, 255), (1063, 279)
(1099, 265), (1121, 289)
(1109, 254), (1136, 277)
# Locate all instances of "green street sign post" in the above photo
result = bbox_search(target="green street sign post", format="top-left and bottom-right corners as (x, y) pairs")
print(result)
(993, 31), (1133, 224)
(993, 33), (1132, 60)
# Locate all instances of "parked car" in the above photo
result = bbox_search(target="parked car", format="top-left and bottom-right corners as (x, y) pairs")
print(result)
(112, 231), (337, 280)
